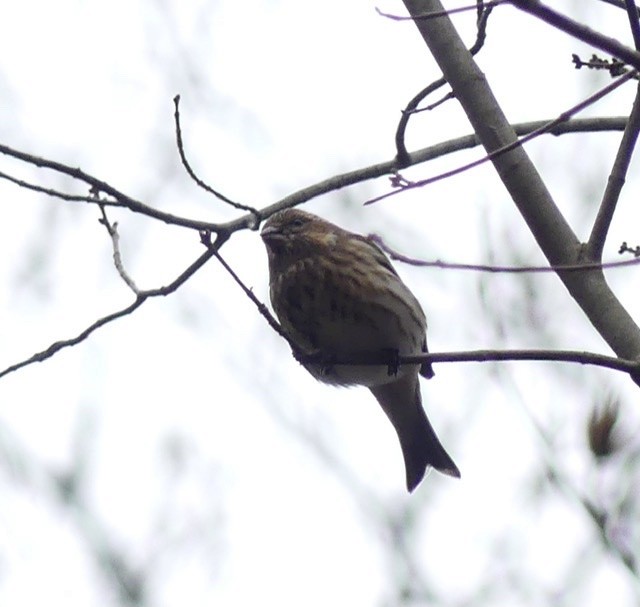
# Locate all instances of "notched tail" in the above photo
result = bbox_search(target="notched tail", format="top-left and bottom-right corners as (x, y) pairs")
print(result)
(371, 373), (460, 492)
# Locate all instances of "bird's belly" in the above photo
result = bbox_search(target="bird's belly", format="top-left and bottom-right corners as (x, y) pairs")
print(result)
(307, 360), (420, 388)
(271, 258), (426, 388)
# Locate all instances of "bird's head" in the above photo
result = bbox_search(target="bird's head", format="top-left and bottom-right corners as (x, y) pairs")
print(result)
(261, 209), (339, 271)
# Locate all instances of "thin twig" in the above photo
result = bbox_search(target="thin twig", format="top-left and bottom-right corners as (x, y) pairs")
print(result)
(369, 234), (640, 273)
(509, 0), (640, 70)
(0, 142), (221, 232)
(173, 95), (261, 222)
(198, 232), (640, 377)
(300, 348), (640, 375)
(0, 243), (220, 380)
(587, 83), (640, 260)
(1, 117), (628, 238)
(199, 230), (291, 346)
(218, 117), (628, 233)
(394, 0), (495, 164)
(0, 170), (105, 203)
(98, 206), (140, 295)
(376, 0), (506, 21)
(367, 72), (636, 206)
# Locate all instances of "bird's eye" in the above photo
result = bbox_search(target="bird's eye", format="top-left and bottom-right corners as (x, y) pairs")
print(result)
(291, 218), (305, 228)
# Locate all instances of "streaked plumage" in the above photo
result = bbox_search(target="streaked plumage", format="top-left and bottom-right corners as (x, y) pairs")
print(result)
(261, 208), (460, 491)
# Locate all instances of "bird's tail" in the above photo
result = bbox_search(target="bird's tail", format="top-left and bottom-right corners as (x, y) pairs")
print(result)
(371, 373), (460, 492)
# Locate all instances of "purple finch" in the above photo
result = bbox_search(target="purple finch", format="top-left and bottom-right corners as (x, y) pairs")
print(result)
(261, 208), (460, 492)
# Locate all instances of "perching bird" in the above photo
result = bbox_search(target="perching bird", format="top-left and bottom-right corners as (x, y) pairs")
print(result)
(261, 208), (460, 491)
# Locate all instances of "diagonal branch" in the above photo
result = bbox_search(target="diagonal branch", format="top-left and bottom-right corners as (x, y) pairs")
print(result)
(587, 84), (640, 260)
(0, 141), (223, 232)
(219, 117), (629, 232)
(402, 0), (640, 381)
(509, 0), (640, 70)
(368, 73), (636, 206)
(0, 242), (220, 380)
(394, 0), (496, 164)
(625, 0), (640, 48)
(0, 116), (628, 381)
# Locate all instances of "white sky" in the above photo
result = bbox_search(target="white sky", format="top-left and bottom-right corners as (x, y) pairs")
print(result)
(0, 0), (639, 605)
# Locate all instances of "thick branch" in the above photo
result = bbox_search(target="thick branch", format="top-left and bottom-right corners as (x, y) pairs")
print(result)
(401, 0), (640, 377)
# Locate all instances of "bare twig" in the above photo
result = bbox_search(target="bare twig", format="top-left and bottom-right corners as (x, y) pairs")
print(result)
(369, 234), (640, 273)
(199, 230), (292, 345)
(1, 116), (625, 381)
(587, 84), (640, 260)
(394, 0), (495, 165)
(299, 348), (640, 375)
(367, 71), (636, 206)
(98, 206), (140, 295)
(509, 0), (640, 70)
(0, 242), (220, 380)
(218, 117), (628, 233)
(1, 117), (628, 238)
(0, 141), (222, 231)
(376, 0), (506, 21)
(0, 170), (107, 203)
(173, 95), (261, 222)
(401, 0), (640, 383)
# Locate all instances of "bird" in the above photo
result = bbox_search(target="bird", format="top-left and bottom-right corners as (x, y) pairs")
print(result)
(260, 208), (460, 491)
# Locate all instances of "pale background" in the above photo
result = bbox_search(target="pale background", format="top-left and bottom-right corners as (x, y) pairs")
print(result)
(0, 1), (638, 605)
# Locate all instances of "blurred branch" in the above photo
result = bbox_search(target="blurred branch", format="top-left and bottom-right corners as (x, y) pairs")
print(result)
(499, 363), (640, 584)
(0, 418), (150, 605)
(534, 417), (640, 580)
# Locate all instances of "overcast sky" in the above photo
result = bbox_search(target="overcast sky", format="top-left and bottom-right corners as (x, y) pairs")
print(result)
(0, 1), (639, 606)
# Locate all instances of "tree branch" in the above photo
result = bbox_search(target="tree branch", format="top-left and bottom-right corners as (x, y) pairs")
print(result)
(368, 73), (636, 206)
(509, 0), (640, 70)
(369, 234), (640, 273)
(298, 348), (640, 375)
(0, 141), (224, 232)
(0, 242), (220, 380)
(402, 0), (640, 382)
(587, 84), (640, 260)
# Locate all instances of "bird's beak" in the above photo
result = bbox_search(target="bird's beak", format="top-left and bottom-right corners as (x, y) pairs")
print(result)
(260, 224), (282, 244)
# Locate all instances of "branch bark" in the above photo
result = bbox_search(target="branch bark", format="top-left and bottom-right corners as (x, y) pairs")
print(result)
(401, 0), (640, 379)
